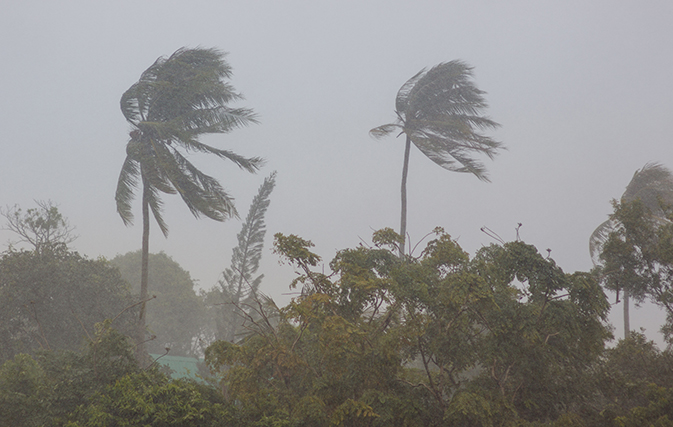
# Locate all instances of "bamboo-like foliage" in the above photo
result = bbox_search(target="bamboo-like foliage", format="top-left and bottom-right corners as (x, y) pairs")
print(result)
(370, 61), (502, 254)
(214, 172), (276, 342)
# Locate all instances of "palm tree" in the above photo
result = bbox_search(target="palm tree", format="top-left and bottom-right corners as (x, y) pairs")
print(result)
(370, 61), (502, 255)
(590, 162), (673, 339)
(115, 47), (263, 361)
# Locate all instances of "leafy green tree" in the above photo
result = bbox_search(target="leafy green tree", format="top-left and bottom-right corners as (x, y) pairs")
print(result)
(0, 247), (135, 364)
(114, 47), (263, 361)
(370, 61), (502, 255)
(0, 323), (139, 427)
(468, 241), (611, 423)
(206, 172), (276, 343)
(594, 332), (673, 422)
(1, 200), (76, 255)
(599, 198), (673, 343)
(111, 251), (206, 357)
(72, 372), (236, 427)
(206, 229), (610, 426)
(590, 163), (673, 339)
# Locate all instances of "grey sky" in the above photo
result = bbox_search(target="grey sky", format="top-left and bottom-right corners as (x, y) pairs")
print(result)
(1, 1), (672, 345)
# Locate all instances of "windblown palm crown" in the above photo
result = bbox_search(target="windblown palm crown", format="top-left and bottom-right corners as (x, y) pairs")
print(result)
(370, 60), (502, 179)
(590, 163), (673, 265)
(370, 61), (502, 254)
(116, 47), (262, 236)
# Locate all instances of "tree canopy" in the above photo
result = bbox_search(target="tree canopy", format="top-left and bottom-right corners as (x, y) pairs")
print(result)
(111, 250), (206, 357)
(0, 246), (135, 365)
(206, 229), (611, 426)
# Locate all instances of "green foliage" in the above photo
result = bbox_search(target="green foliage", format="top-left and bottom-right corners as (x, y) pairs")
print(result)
(599, 198), (673, 342)
(613, 385), (673, 427)
(73, 373), (234, 427)
(0, 247), (135, 364)
(0, 322), (233, 426)
(595, 333), (673, 422)
(206, 230), (611, 427)
(370, 61), (503, 254)
(370, 61), (502, 179)
(110, 251), (206, 357)
(206, 172), (277, 343)
(0, 323), (139, 426)
(115, 46), (262, 235)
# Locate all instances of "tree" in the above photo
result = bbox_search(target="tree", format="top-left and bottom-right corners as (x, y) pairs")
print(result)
(1, 200), (76, 255)
(206, 229), (610, 426)
(590, 162), (673, 339)
(110, 251), (206, 357)
(0, 247), (136, 365)
(370, 61), (502, 255)
(0, 321), (237, 427)
(114, 47), (263, 361)
(599, 198), (673, 344)
(206, 171), (276, 343)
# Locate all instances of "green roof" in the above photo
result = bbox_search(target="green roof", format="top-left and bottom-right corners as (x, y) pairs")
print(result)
(149, 354), (205, 382)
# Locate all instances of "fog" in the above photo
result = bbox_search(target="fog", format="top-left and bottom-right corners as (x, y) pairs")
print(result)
(1, 1), (672, 345)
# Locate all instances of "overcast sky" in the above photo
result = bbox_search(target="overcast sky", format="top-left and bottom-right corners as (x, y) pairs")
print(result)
(2, 1), (672, 345)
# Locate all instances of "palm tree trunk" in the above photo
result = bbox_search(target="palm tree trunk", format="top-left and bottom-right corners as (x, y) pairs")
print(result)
(399, 135), (412, 256)
(136, 183), (150, 363)
(623, 290), (630, 340)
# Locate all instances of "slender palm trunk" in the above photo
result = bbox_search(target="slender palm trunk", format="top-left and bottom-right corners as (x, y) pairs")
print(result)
(135, 183), (150, 363)
(623, 290), (630, 340)
(399, 135), (412, 256)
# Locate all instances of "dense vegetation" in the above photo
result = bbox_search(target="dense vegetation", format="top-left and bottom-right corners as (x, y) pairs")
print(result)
(3, 47), (673, 425)
(4, 224), (673, 425)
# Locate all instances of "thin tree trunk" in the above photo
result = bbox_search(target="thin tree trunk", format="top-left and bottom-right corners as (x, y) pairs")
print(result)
(136, 183), (150, 363)
(399, 135), (412, 256)
(623, 290), (630, 340)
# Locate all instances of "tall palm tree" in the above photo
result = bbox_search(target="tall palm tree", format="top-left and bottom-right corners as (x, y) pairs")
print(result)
(115, 47), (262, 361)
(590, 162), (673, 339)
(370, 61), (502, 255)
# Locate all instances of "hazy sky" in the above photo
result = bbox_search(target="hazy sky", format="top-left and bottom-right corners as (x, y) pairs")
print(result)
(2, 1), (672, 345)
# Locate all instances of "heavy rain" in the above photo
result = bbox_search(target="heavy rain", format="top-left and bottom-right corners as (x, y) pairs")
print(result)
(1, 1), (673, 425)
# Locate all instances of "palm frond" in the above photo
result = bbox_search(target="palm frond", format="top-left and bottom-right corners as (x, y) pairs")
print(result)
(623, 162), (673, 212)
(115, 156), (140, 226)
(116, 47), (261, 234)
(369, 123), (401, 139)
(589, 218), (616, 266)
(412, 134), (490, 181)
(145, 183), (169, 237)
(162, 146), (238, 221)
(395, 68), (425, 114)
(373, 60), (502, 180)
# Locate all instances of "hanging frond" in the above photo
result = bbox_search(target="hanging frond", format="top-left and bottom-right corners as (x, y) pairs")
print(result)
(115, 156), (140, 226)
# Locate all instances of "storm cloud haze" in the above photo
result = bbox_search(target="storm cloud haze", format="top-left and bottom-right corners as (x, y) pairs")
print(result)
(1, 1), (672, 344)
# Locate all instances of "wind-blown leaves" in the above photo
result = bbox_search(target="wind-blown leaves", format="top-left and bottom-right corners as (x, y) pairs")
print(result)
(371, 61), (502, 181)
(370, 60), (502, 255)
(213, 172), (277, 342)
(115, 47), (262, 361)
(590, 163), (673, 265)
(115, 47), (263, 236)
